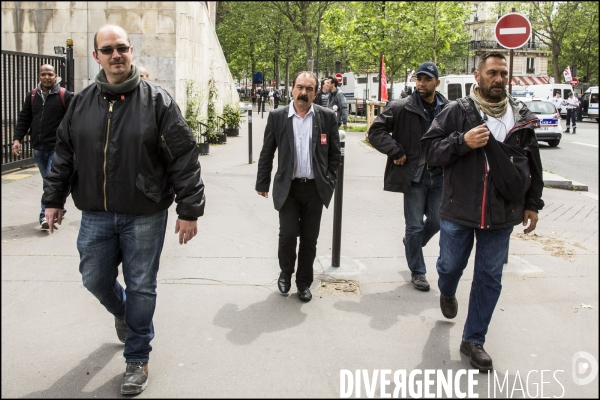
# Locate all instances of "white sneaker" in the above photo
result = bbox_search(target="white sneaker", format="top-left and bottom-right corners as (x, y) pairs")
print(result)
(40, 217), (49, 230)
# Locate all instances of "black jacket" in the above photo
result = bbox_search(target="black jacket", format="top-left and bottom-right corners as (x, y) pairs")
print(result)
(420, 96), (544, 229)
(327, 88), (348, 125)
(14, 82), (74, 151)
(256, 104), (341, 211)
(42, 80), (206, 220)
(368, 90), (449, 193)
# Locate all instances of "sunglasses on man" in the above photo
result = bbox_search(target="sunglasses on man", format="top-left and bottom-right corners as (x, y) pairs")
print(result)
(95, 46), (131, 56)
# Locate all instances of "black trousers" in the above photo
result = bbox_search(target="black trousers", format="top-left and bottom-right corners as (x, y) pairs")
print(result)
(566, 108), (577, 127)
(278, 180), (324, 289)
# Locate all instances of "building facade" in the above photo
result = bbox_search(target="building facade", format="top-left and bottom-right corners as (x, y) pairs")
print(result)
(1, 1), (238, 115)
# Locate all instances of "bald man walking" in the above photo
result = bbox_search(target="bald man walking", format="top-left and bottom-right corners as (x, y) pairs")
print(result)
(13, 64), (73, 228)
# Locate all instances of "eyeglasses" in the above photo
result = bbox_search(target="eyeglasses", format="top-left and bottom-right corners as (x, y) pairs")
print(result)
(95, 46), (131, 56)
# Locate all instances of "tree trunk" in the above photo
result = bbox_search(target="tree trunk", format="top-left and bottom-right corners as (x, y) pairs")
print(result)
(552, 42), (561, 83)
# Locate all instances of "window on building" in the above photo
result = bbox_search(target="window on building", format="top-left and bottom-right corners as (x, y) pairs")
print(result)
(473, 29), (478, 41)
(527, 58), (535, 74)
(448, 84), (462, 100)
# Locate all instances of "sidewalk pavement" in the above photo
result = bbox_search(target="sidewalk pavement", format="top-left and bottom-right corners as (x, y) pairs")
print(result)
(2, 106), (598, 398)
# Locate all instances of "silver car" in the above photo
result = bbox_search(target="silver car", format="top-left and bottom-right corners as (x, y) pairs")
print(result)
(523, 99), (562, 148)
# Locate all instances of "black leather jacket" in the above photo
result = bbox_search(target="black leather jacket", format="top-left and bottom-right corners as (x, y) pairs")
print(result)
(421, 97), (544, 229)
(42, 81), (205, 220)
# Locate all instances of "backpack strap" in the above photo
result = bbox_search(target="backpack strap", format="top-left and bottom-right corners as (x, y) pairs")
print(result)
(30, 88), (38, 107)
(59, 87), (66, 109)
(456, 96), (485, 130)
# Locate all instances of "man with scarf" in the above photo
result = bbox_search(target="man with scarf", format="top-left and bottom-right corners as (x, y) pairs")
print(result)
(368, 62), (449, 292)
(421, 52), (544, 372)
(42, 24), (206, 395)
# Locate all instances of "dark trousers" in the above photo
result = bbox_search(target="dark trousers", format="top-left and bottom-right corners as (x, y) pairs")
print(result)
(566, 108), (577, 127)
(278, 180), (324, 289)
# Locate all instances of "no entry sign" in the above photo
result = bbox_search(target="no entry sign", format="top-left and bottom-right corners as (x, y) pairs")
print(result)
(494, 13), (532, 49)
(335, 73), (343, 84)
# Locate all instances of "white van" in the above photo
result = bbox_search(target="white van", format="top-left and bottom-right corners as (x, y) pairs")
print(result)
(583, 86), (598, 121)
(390, 82), (417, 100)
(525, 84), (573, 117)
(438, 75), (476, 101)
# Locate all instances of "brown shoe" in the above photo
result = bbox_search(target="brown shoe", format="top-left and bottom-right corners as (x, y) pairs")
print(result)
(121, 362), (149, 394)
(460, 341), (493, 371)
(440, 295), (458, 319)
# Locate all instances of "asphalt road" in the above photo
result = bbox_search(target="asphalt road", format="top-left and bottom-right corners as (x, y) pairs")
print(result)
(538, 118), (599, 194)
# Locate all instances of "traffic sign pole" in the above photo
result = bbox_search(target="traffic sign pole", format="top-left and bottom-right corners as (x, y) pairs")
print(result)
(494, 10), (532, 95)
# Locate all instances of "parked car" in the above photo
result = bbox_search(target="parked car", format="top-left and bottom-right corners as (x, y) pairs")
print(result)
(523, 98), (562, 147)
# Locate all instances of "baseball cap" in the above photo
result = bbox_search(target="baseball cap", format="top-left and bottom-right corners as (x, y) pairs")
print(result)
(416, 62), (439, 79)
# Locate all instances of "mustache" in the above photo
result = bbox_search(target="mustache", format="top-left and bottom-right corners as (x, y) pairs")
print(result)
(297, 95), (309, 102)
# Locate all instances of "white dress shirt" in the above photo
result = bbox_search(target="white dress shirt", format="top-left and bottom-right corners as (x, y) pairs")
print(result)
(288, 101), (315, 179)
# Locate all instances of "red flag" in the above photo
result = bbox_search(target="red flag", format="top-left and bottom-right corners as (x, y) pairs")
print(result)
(380, 55), (388, 101)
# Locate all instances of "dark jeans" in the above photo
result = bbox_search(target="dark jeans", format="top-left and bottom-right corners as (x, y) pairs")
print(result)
(577, 105), (583, 120)
(77, 210), (168, 363)
(34, 149), (66, 223)
(566, 109), (577, 127)
(403, 167), (443, 277)
(278, 180), (324, 289)
(436, 219), (513, 345)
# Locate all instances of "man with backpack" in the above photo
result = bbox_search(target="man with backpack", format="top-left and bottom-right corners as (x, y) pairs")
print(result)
(421, 52), (544, 372)
(12, 64), (73, 229)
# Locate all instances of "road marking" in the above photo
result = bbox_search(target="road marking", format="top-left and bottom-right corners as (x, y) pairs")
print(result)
(499, 27), (527, 35)
(572, 142), (598, 148)
(1, 174), (32, 180)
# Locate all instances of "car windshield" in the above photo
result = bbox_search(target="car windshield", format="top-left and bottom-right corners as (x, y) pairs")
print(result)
(525, 102), (555, 115)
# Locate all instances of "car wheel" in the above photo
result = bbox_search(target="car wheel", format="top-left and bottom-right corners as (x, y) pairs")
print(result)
(547, 139), (560, 148)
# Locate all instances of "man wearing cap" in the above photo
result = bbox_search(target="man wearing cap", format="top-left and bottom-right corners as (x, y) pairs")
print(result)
(367, 62), (449, 291)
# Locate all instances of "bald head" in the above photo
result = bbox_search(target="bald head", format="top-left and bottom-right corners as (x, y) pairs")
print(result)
(94, 24), (130, 49)
(38, 64), (57, 91)
(139, 67), (149, 80)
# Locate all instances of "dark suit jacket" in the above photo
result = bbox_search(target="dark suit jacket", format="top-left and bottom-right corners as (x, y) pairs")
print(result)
(256, 104), (341, 211)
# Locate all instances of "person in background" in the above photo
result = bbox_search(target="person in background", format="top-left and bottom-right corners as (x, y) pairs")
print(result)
(564, 93), (578, 134)
(12, 64), (73, 229)
(551, 92), (562, 117)
(368, 61), (449, 292)
(273, 88), (281, 109)
(313, 78), (330, 107)
(577, 93), (583, 121)
(326, 76), (348, 131)
(139, 66), (149, 80)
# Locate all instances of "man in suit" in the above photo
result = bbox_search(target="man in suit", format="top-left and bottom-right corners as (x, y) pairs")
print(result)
(256, 71), (341, 302)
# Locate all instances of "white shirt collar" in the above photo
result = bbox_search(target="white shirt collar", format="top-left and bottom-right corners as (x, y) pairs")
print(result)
(288, 101), (315, 118)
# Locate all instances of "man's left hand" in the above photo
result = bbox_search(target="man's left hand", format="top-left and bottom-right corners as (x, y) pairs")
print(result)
(343, 123), (348, 131)
(523, 210), (538, 234)
(175, 219), (198, 244)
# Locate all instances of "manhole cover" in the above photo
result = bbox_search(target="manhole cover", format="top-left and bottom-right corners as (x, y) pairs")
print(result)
(320, 279), (360, 295)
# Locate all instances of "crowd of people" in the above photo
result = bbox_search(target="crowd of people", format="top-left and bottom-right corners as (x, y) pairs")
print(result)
(12, 21), (553, 395)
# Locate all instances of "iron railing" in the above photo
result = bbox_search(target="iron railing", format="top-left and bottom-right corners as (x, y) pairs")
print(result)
(469, 41), (548, 51)
(1, 51), (66, 173)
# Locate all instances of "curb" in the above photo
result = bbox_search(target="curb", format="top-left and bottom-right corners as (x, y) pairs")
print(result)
(542, 171), (588, 192)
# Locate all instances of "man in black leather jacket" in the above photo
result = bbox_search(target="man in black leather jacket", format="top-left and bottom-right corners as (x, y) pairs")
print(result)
(368, 62), (449, 292)
(421, 52), (544, 373)
(42, 24), (206, 396)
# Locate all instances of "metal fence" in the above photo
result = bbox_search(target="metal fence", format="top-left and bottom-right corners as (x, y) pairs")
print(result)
(1, 51), (66, 173)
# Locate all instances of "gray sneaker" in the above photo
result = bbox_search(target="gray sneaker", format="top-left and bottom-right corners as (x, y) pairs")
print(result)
(121, 362), (148, 395)
(411, 275), (430, 291)
(115, 316), (128, 343)
(40, 217), (49, 230)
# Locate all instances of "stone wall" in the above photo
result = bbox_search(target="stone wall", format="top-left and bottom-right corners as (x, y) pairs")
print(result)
(1, 1), (238, 113)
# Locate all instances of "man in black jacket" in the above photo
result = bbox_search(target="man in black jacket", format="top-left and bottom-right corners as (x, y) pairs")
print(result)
(12, 64), (73, 229)
(256, 71), (341, 303)
(421, 52), (544, 372)
(368, 62), (449, 292)
(326, 76), (348, 130)
(43, 24), (206, 395)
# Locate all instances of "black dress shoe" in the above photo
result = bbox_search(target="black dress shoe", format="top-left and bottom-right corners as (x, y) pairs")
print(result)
(297, 287), (312, 302)
(278, 273), (291, 294)
(440, 295), (458, 319)
(460, 341), (493, 371)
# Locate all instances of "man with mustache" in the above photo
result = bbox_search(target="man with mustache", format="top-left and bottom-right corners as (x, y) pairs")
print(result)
(12, 64), (73, 229)
(368, 62), (449, 292)
(256, 71), (341, 302)
(42, 24), (206, 395)
(421, 52), (544, 372)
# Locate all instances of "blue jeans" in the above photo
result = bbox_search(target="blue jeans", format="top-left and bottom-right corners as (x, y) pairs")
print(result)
(403, 167), (442, 277)
(34, 149), (66, 222)
(436, 219), (513, 345)
(77, 210), (168, 363)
